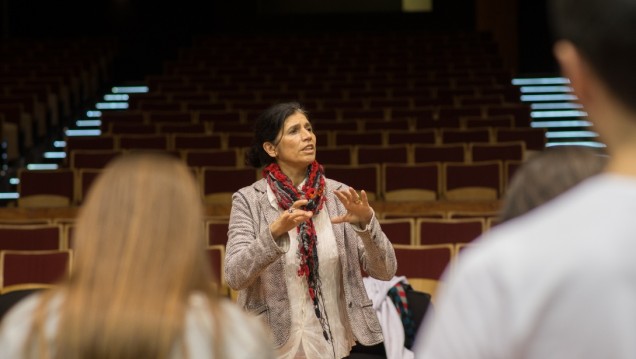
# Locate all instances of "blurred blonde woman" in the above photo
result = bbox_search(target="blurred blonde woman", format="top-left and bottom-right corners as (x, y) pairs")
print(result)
(0, 153), (274, 359)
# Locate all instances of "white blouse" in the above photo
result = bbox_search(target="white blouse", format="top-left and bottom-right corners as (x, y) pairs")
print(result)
(267, 183), (354, 359)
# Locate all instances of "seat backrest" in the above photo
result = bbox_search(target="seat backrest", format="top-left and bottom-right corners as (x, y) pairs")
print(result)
(469, 141), (526, 162)
(107, 122), (156, 135)
(438, 106), (483, 122)
(440, 127), (492, 144)
(0, 224), (64, 251)
(340, 108), (385, 121)
(461, 115), (514, 129)
(0, 250), (72, 290)
(208, 121), (252, 132)
(378, 218), (416, 245)
(201, 167), (259, 204)
(333, 131), (385, 147)
(386, 130), (437, 146)
(205, 218), (230, 246)
(392, 244), (455, 300)
(442, 161), (502, 200)
(382, 163), (440, 202)
(147, 111), (194, 124)
(184, 149), (240, 168)
(117, 134), (170, 151)
(172, 133), (224, 150)
(226, 132), (253, 149)
(323, 164), (381, 201)
(486, 104), (532, 127)
(316, 146), (353, 166)
(18, 169), (75, 207)
(70, 149), (122, 169)
(363, 118), (412, 131)
(356, 144), (410, 165)
(157, 122), (207, 134)
(416, 218), (485, 245)
(65, 136), (116, 153)
(495, 128), (547, 151)
(197, 111), (241, 124)
(100, 111), (146, 125)
(413, 143), (466, 163)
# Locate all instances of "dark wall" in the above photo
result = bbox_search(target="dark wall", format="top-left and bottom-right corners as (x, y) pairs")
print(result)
(517, 0), (558, 75)
(5, 0), (473, 40)
(3, 0), (556, 81)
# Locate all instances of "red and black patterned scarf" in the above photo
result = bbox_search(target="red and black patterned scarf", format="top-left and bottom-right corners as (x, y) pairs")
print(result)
(263, 160), (332, 341)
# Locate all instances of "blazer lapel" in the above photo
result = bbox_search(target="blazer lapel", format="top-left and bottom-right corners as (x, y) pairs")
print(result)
(325, 179), (347, 254)
(254, 179), (280, 226)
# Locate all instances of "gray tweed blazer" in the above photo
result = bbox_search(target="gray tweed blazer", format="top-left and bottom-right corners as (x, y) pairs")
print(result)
(225, 177), (397, 349)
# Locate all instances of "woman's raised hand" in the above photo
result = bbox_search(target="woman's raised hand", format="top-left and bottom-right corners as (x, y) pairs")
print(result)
(331, 188), (373, 227)
(270, 199), (313, 238)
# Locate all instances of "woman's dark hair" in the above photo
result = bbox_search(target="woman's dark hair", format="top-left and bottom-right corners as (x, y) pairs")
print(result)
(245, 102), (308, 168)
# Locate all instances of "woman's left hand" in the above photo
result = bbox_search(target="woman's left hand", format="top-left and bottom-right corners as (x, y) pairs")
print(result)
(331, 188), (374, 228)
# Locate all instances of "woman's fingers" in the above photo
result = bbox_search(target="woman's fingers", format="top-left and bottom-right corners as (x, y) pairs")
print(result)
(359, 190), (369, 205)
(334, 188), (363, 205)
(290, 199), (309, 210)
(348, 188), (362, 204)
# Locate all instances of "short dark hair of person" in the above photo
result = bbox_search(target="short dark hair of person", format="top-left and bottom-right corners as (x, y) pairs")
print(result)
(549, 0), (636, 112)
(500, 145), (607, 222)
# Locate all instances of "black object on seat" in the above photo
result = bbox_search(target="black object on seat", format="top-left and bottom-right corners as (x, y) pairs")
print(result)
(347, 286), (433, 358)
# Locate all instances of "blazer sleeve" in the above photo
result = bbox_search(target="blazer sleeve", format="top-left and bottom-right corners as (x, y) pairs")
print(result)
(326, 179), (396, 280)
(224, 188), (286, 290)
(353, 210), (397, 281)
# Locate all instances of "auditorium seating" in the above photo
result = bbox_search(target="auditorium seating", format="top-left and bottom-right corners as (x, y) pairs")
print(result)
(1, 37), (117, 159)
(9, 31), (535, 241)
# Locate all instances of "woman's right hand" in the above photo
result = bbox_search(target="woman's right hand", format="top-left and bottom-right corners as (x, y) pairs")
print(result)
(269, 199), (313, 238)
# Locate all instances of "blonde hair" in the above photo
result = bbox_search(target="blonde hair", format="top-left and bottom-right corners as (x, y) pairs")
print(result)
(26, 153), (221, 358)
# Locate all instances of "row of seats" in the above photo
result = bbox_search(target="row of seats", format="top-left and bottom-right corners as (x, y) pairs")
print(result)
(0, 211), (498, 252)
(0, 38), (118, 161)
(126, 87), (520, 109)
(17, 160), (519, 207)
(0, 242), (461, 303)
(103, 104), (530, 124)
(64, 127), (545, 154)
(100, 115), (524, 134)
(0, 245), (225, 296)
(65, 142), (528, 170)
(206, 216), (496, 247)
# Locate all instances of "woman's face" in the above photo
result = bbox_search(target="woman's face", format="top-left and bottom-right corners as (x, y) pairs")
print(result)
(271, 111), (316, 171)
